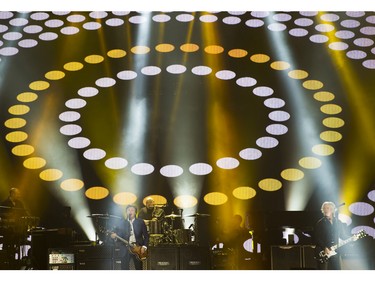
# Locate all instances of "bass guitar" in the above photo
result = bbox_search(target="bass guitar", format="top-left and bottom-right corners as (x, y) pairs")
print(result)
(101, 229), (148, 261)
(315, 229), (367, 263)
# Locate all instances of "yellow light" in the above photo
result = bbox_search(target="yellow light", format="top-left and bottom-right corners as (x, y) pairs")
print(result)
(232, 186), (256, 200)
(320, 130), (342, 142)
(8, 105), (30, 115)
(131, 46), (150, 54)
(228, 49), (248, 58)
(142, 195), (167, 206)
(113, 192), (137, 205)
(85, 186), (109, 200)
(281, 168), (305, 181)
(23, 157), (46, 169)
(314, 91), (335, 102)
(299, 157), (322, 169)
(61, 178), (84, 191)
(84, 55), (104, 64)
(107, 49), (127, 58)
(250, 54), (270, 63)
(11, 144), (35, 156)
(302, 80), (324, 90)
(312, 144), (335, 156)
(5, 131), (28, 142)
(203, 192), (228, 205)
(320, 104), (342, 115)
(45, 70), (65, 80)
(17, 92), (38, 102)
(270, 61), (291, 70)
(180, 43), (199, 53)
(29, 80), (50, 91)
(63, 62), (84, 71)
(322, 117), (345, 128)
(155, 43), (175, 53)
(204, 45), (224, 54)
(288, 70), (309, 79)
(40, 169), (63, 181)
(4, 118), (26, 129)
(258, 178), (282, 191)
(174, 195), (198, 208)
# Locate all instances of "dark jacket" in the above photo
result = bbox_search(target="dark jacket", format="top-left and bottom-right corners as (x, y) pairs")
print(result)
(116, 218), (149, 247)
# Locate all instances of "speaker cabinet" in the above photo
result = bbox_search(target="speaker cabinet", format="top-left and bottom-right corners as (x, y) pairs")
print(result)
(179, 246), (210, 270)
(74, 245), (113, 260)
(76, 259), (113, 270)
(147, 247), (179, 270)
(271, 246), (302, 270)
(302, 245), (317, 269)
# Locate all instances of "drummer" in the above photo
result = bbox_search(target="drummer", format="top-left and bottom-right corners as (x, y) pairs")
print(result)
(138, 197), (164, 222)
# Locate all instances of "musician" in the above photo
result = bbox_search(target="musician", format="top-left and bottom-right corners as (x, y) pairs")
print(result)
(111, 205), (149, 270)
(314, 201), (353, 270)
(138, 197), (164, 221)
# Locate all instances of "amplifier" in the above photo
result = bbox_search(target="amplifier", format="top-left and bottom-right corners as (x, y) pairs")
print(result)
(74, 245), (114, 260)
(48, 248), (75, 270)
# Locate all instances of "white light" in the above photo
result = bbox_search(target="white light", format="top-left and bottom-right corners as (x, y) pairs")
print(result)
(192, 66), (212, 76)
(61, 26), (80, 35)
(105, 157), (128, 169)
(65, 98), (87, 109)
(256, 136), (279, 149)
(83, 148), (106, 160)
(68, 137), (90, 149)
(39, 32), (58, 41)
(95, 77), (116, 88)
(216, 157), (239, 169)
(189, 163), (213, 175)
(131, 163), (154, 175)
(236, 77), (257, 87)
(117, 70), (137, 80)
(59, 111), (81, 122)
(166, 64), (186, 74)
(160, 165), (183, 177)
(215, 70), (236, 80)
(78, 87), (99, 97)
(60, 124), (82, 136)
(45, 19), (64, 28)
(83, 22), (101, 30)
(239, 148), (262, 160)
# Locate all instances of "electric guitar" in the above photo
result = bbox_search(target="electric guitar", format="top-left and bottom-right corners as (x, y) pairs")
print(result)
(315, 230), (367, 263)
(101, 229), (148, 261)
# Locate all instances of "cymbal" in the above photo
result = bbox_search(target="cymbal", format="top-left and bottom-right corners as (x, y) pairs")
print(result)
(186, 213), (210, 217)
(87, 214), (121, 219)
(165, 214), (181, 218)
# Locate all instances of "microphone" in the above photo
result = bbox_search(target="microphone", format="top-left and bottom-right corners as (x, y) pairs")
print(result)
(188, 224), (194, 229)
(335, 202), (345, 211)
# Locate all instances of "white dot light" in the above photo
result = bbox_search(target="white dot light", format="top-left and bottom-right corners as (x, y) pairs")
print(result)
(239, 148), (262, 160)
(269, 110), (290, 122)
(95, 77), (116, 88)
(166, 64), (187, 74)
(160, 165), (184, 177)
(117, 70), (138, 80)
(189, 163), (213, 175)
(105, 157), (128, 169)
(65, 98), (87, 109)
(59, 111), (81, 122)
(131, 163), (155, 175)
(215, 70), (236, 80)
(68, 137), (90, 149)
(141, 66), (161, 76)
(256, 136), (279, 148)
(83, 148), (106, 160)
(78, 87), (99, 97)
(216, 157), (239, 169)
(60, 124), (82, 136)
(236, 77), (257, 87)
(192, 66), (212, 76)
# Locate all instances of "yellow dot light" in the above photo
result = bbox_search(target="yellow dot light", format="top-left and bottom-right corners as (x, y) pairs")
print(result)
(17, 92), (38, 102)
(232, 186), (256, 200)
(6, 131), (28, 142)
(250, 54), (270, 63)
(204, 45), (224, 54)
(180, 43), (199, 52)
(174, 195), (198, 208)
(107, 49), (127, 58)
(40, 169), (63, 181)
(29, 80), (50, 91)
(312, 144), (335, 156)
(131, 46), (150, 54)
(320, 130), (342, 142)
(23, 157), (46, 169)
(228, 49), (248, 58)
(281, 168), (305, 181)
(12, 144), (35, 156)
(85, 186), (109, 200)
(142, 195), (167, 206)
(302, 80), (324, 90)
(113, 192), (137, 205)
(320, 104), (342, 115)
(155, 43), (175, 53)
(85, 55), (104, 64)
(299, 157), (322, 169)
(61, 179), (84, 191)
(270, 61), (291, 70)
(63, 62), (84, 71)
(314, 91), (335, 102)
(45, 70), (65, 80)
(258, 178), (282, 191)
(4, 118), (26, 129)
(288, 70), (309, 79)
(323, 117), (345, 128)
(8, 105), (30, 115)
(204, 192), (228, 205)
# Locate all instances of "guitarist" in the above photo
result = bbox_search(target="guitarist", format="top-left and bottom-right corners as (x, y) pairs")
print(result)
(111, 205), (149, 270)
(314, 201), (353, 270)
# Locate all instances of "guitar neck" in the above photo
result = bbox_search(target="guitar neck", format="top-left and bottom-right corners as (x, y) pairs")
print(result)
(335, 235), (356, 250)
(114, 234), (130, 246)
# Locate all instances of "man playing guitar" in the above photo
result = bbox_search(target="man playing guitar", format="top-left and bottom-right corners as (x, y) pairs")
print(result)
(110, 205), (149, 270)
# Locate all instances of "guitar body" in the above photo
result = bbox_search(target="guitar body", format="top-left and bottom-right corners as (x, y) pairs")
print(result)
(128, 244), (148, 261)
(315, 230), (367, 263)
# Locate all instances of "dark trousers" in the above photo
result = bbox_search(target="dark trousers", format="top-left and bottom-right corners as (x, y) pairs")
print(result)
(317, 255), (341, 270)
(121, 248), (143, 270)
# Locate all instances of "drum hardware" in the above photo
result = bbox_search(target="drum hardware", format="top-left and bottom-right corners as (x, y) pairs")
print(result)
(164, 213), (182, 218)
(87, 214), (121, 244)
(186, 213), (210, 217)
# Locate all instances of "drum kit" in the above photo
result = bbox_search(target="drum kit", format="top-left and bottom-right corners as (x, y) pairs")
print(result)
(146, 211), (210, 246)
(86, 210), (211, 246)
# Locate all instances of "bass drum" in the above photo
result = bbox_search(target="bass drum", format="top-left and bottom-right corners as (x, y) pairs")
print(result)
(173, 229), (192, 245)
